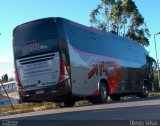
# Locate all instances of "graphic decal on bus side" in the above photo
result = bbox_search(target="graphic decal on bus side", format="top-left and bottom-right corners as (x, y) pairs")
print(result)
(71, 46), (123, 94)
(88, 61), (122, 94)
(88, 61), (115, 79)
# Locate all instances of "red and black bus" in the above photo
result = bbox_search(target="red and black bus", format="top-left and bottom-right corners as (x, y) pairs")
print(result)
(13, 17), (155, 106)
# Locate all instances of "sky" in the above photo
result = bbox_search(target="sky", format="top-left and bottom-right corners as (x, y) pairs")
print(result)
(0, 0), (160, 77)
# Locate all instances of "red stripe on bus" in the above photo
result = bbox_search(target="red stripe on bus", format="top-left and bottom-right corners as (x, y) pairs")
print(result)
(91, 89), (99, 96)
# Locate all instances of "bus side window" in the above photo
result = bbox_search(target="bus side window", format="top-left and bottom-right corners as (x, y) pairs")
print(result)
(69, 26), (86, 51)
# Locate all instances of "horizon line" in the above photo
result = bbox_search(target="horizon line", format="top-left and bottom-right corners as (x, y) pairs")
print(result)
(0, 62), (14, 64)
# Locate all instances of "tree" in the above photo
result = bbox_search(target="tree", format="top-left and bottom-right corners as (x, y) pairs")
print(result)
(90, 0), (150, 46)
(8, 77), (15, 82)
(1, 74), (8, 83)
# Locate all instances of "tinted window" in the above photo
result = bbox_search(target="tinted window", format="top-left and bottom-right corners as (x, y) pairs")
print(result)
(68, 23), (146, 64)
(86, 31), (102, 54)
(69, 26), (86, 50)
(13, 19), (57, 46)
(13, 39), (59, 59)
(86, 33), (128, 59)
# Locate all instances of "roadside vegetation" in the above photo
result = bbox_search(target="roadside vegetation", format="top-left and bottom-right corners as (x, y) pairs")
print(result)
(1, 92), (160, 116)
(149, 92), (160, 97)
(0, 102), (58, 116)
(0, 100), (91, 116)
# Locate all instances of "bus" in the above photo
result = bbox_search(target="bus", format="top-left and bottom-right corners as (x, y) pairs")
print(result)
(0, 81), (20, 106)
(12, 17), (155, 106)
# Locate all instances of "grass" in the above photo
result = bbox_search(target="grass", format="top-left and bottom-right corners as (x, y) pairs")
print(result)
(75, 100), (90, 106)
(1, 92), (160, 116)
(0, 100), (92, 116)
(0, 102), (58, 116)
(149, 92), (160, 97)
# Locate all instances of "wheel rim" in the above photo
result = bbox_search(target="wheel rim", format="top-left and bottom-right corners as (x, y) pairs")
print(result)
(143, 86), (148, 95)
(100, 86), (107, 99)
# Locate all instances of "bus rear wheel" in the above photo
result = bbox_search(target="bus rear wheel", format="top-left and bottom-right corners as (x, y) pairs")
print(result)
(92, 82), (108, 104)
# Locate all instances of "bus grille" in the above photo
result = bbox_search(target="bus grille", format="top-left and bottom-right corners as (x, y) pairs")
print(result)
(18, 52), (55, 65)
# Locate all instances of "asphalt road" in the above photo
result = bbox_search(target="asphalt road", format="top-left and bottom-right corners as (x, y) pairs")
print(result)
(0, 97), (160, 126)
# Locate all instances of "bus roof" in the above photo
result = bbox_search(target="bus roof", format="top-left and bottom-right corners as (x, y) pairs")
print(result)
(13, 17), (62, 33)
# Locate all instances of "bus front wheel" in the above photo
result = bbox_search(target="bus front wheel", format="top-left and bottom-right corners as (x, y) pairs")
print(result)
(138, 85), (149, 98)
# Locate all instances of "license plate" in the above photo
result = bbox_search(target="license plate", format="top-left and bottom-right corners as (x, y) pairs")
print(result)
(36, 90), (44, 94)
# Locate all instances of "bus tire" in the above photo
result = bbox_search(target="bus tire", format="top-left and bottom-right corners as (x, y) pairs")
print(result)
(138, 85), (149, 98)
(93, 82), (108, 103)
(63, 99), (75, 107)
(110, 95), (121, 101)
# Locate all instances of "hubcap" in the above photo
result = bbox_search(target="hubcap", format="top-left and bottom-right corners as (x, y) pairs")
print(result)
(100, 86), (107, 99)
(143, 86), (148, 95)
